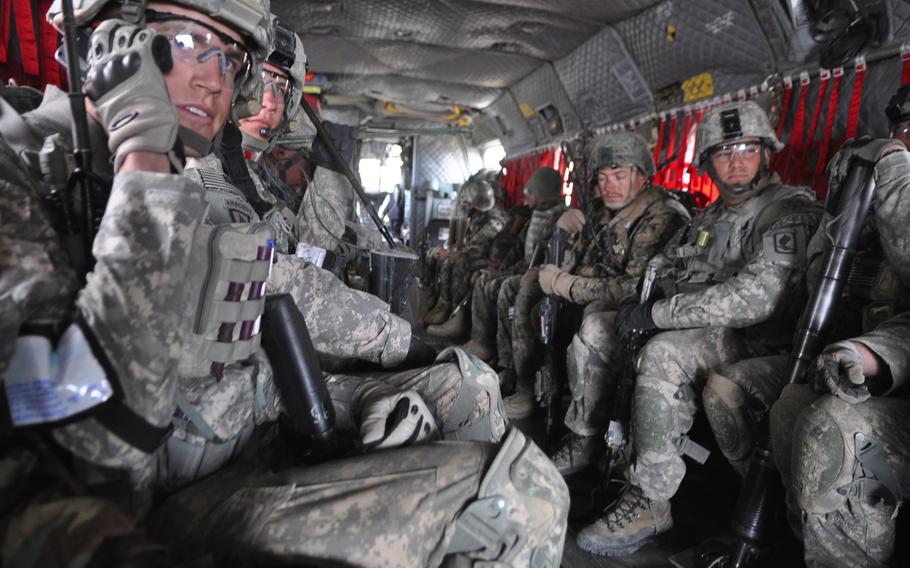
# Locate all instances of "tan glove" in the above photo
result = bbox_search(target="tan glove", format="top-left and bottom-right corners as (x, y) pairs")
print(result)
(539, 264), (577, 299)
(357, 382), (439, 449)
(812, 340), (871, 404)
(556, 208), (585, 234)
(85, 20), (180, 172)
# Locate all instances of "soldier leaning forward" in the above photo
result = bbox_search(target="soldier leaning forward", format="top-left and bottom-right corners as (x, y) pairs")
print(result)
(0, 1), (569, 566)
(573, 101), (823, 557)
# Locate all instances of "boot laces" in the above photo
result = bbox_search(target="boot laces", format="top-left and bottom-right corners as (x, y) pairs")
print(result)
(601, 484), (647, 530)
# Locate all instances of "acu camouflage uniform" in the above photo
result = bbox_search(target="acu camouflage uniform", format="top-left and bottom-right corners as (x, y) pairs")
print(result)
(766, 148), (910, 568)
(560, 184), (688, 436)
(467, 200), (566, 358)
(623, 173), (822, 502)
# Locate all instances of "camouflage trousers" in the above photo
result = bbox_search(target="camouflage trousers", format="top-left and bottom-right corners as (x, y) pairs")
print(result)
(435, 250), (489, 309)
(508, 271), (546, 383)
(563, 303), (625, 436)
(148, 429), (570, 567)
(468, 271), (512, 348)
(495, 274), (524, 369)
(770, 388), (910, 568)
(628, 327), (770, 501)
(703, 354), (790, 475)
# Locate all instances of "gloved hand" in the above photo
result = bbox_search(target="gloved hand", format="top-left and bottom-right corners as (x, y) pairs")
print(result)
(538, 264), (577, 299)
(614, 300), (659, 341)
(827, 137), (906, 188)
(84, 20), (179, 172)
(556, 208), (585, 234)
(811, 340), (871, 404)
(310, 121), (358, 173)
(358, 384), (439, 449)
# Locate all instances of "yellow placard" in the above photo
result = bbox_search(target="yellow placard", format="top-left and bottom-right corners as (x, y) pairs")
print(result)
(519, 103), (536, 119)
(666, 23), (677, 42)
(682, 72), (714, 103)
(302, 85), (322, 95)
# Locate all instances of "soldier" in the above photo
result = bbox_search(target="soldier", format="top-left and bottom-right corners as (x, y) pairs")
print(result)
(1, 1), (570, 566)
(457, 168), (566, 369)
(537, 131), (689, 464)
(424, 174), (507, 332)
(766, 97), (910, 567)
(575, 101), (823, 556)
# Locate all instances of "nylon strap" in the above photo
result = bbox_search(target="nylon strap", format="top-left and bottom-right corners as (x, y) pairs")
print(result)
(845, 57), (866, 141)
(663, 112), (678, 189)
(782, 72), (811, 183)
(12, 0), (39, 75)
(802, 68), (830, 186)
(901, 43), (910, 86)
(0, 0), (10, 62)
(675, 109), (693, 188)
(853, 432), (903, 519)
(653, 113), (667, 181)
(813, 67), (843, 196)
(39, 0), (61, 87)
(776, 75), (794, 139)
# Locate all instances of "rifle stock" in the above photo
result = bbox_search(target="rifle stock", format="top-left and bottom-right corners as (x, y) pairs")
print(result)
(536, 227), (568, 451)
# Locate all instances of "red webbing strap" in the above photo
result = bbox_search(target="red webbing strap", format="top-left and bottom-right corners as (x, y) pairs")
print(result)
(901, 43), (910, 86)
(845, 57), (867, 141)
(662, 112), (678, 189)
(0, 0), (11, 63)
(653, 113), (667, 171)
(675, 109), (693, 190)
(776, 75), (794, 139)
(813, 67), (843, 195)
(12, 0), (39, 75)
(781, 72), (811, 183)
(799, 68), (830, 184)
(39, 0), (62, 87)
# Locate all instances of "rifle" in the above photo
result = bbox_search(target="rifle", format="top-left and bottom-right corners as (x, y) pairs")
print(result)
(679, 156), (877, 568)
(536, 227), (568, 451)
(60, 0), (109, 276)
(603, 265), (659, 479)
(561, 135), (596, 244)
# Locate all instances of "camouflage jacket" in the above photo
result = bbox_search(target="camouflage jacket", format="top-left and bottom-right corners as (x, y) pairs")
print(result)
(460, 206), (508, 254)
(488, 205), (533, 267)
(650, 174), (823, 338)
(565, 184), (688, 306)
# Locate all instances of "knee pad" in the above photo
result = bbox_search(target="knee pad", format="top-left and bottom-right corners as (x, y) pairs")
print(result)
(631, 384), (675, 454)
(436, 347), (507, 443)
(703, 372), (753, 467)
(446, 428), (569, 567)
(791, 395), (856, 514)
(769, 384), (819, 488)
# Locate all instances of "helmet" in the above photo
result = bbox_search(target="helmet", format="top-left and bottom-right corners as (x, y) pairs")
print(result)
(461, 178), (495, 212)
(589, 131), (655, 177)
(46, 0), (272, 97)
(695, 101), (783, 168)
(885, 83), (910, 125)
(267, 17), (307, 134)
(525, 167), (562, 201)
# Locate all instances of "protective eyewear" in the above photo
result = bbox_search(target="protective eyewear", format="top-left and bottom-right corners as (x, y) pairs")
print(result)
(144, 10), (251, 86)
(261, 68), (291, 101)
(710, 141), (762, 164)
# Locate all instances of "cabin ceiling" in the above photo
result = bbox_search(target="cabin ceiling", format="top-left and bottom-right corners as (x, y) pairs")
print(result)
(272, 0), (910, 154)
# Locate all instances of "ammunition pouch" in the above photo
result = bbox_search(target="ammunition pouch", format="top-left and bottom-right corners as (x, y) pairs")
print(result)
(177, 222), (276, 378)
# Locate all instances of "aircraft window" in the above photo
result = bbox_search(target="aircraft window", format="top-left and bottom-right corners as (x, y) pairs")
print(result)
(482, 143), (506, 170)
(358, 157), (402, 193)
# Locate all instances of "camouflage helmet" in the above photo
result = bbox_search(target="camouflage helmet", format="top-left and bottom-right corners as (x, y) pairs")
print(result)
(885, 83), (910, 125)
(589, 131), (655, 178)
(46, 0), (272, 97)
(525, 167), (562, 201)
(461, 178), (495, 212)
(695, 101), (784, 167)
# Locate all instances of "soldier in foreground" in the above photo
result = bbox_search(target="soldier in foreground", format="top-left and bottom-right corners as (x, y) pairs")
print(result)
(576, 101), (822, 556)
(539, 131), (688, 467)
(0, 1), (569, 565)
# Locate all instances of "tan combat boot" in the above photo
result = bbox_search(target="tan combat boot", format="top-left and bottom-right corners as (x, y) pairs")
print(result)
(503, 387), (534, 419)
(422, 299), (450, 326)
(425, 308), (468, 339)
(576, 484), (673, 556)
(551, 433), (602, 476)
(460, 338), (494, 363)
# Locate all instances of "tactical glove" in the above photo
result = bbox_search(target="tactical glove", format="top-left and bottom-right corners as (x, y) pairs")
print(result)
(556, 208), (586, 234)
(539, 264), (577, 300)
(812, 340), (871, 404)
(310, 121), (358, 173)
(84, 20), (179, 172)
(614, 300), (658, 341)
(357, 383), (439, 449)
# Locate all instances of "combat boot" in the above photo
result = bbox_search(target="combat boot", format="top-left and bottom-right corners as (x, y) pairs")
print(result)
(503, 387), (534, 419)
(423, 299), (450, 326)
(426, 308), (468, 339)
(497, 367), (516, 396)
(460, 338), (494, 363)
(551, 433), (602, 476)
(576, 484), (672, 556)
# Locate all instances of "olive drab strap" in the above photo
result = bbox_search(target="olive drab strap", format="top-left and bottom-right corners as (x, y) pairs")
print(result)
(851, 432), (904, 519)
(0, 95), (42, 172)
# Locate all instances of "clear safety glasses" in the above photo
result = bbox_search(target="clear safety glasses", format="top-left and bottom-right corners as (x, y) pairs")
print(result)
(261, 68), (291, 102)
(710, 141), (763, 164)
(144, 10), (251, 87)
